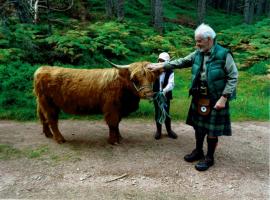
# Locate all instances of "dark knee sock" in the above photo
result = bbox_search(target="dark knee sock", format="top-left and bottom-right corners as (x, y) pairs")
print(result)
(207, 137), (218, 159)
(195, 130), (206, 152)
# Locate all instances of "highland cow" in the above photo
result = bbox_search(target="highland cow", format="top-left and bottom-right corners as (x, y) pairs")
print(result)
(34, 61), (162, 144)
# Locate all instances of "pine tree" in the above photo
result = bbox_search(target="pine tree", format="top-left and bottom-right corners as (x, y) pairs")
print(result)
(197, 0), (206, 25)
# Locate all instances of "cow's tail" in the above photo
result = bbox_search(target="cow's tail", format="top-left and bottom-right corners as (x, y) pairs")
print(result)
(33, 66), (47, 97)
(33, 67), (46, 121)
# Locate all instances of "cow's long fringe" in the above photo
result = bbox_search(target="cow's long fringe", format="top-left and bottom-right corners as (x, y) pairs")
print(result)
(130, 62), (155, 81)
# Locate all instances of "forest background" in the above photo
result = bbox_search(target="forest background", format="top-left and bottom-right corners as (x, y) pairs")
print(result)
(0, 0), (269, 121)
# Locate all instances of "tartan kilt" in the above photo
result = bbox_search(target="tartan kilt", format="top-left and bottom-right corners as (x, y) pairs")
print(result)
(186, 97), (232, 136)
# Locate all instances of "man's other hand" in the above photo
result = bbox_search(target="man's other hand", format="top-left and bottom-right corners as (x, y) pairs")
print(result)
(214, 96), (227, 110)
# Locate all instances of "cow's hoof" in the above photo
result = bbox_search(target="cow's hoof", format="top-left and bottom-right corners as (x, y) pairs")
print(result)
(44, 132), (53, 138)
(117, 138), (122, 144)
(108, 138), (118, 145)
(56, 138), (66, 144)
(118, 135), (123, 141)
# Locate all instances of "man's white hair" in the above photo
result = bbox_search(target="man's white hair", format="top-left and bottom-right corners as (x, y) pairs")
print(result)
(195, 23), (216, 39)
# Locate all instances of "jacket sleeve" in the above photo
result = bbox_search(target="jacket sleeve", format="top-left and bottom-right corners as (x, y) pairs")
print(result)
(222, 53), (238, 96)
(163, 51), (196, 70)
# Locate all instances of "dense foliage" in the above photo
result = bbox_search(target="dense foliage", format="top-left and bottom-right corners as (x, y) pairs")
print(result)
(0, 0), (269, 121)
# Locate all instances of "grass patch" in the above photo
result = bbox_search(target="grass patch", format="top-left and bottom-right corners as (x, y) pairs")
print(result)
(0, 144), (21, 160)
(25, 145), (49, 159)
(0, 144), (50, 160)
(230, 72), (269, 120)
(49, 152), (81, 163)
(0, 143), (82, 165)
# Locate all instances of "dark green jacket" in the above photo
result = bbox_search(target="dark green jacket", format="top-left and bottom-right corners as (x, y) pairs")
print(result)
(164, 43), (238, 100)
(191, 44), (236, 100)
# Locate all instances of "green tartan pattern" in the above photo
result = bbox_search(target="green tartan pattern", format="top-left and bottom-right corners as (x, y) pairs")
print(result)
(186, 98), (232, 136)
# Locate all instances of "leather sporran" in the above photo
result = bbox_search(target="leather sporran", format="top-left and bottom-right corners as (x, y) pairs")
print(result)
(197, 97), (211, 116)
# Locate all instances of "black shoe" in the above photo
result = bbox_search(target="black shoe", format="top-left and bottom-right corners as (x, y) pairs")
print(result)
(167, 130), (177, 139)
(195, 156), (214, 171)
(165, 118), (177, 139)
(154, 131), (161, 140)
(184, 149), (204, 162)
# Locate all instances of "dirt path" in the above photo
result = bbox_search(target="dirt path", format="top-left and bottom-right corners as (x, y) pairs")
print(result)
(0, 120), (269, 199)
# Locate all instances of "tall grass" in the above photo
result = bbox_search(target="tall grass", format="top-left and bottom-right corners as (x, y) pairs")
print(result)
(230, 72), (269, 121)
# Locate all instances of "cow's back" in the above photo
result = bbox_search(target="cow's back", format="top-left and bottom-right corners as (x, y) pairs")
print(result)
(34, 66), (124, 115)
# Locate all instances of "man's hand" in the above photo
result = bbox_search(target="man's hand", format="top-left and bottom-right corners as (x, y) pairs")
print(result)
(147, 63), (164, 71)
(214, 96), (227, 110)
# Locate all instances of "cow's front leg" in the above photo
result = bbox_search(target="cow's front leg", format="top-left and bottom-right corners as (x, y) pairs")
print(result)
(105, 113), (121, 144)
(108, 124), (124, 144)
(116, 129), (123, 142)
(50, 121), (66, 144)
(104, 103), (123, 144)
(108, 126), (119, 145)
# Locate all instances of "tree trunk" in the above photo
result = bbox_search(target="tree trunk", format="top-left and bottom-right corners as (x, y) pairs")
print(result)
(116, 0), (124, 21)
(152, 0), (163, 34)
(105, 0), (113, 18)
(226, 0), (231, 13)
(14, 0), (36, 23)
(249, 0), (255, 23)
(244, 0), (255, 24)
(215, 0), (223, 9)
(256, 0), (264, 16)
(151, 0), (155, 25)
(197, 0), (206, 25)
(105, 0), (124, 21)
(265, 0), (270, 16)
(231, 0), (236, 12)
(244, 0), (251, 23)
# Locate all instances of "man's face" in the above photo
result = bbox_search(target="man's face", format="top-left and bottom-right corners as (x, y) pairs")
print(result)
(195, 35), (212, 52)
(158, 59), (165, 63)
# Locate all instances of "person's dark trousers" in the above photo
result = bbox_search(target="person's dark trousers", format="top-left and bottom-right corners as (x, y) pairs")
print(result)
(154, 101), (162, 139)
(155, 122), (162, 139)
(164, 100), (177, 139)
(195, 136), (218, 171)
(184, 129), (206, 162)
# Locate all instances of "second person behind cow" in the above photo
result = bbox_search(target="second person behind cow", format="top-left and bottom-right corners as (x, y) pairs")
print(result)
(153, 52), (177, 140)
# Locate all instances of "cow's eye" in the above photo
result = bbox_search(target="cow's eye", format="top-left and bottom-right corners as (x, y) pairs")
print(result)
(132, 79), (139, 85)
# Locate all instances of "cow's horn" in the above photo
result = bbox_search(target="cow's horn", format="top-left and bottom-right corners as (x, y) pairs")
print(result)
(105, 59), (130, 69)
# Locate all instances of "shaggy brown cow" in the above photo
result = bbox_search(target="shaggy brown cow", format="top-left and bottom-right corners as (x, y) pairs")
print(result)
(34, 61), (162, 144)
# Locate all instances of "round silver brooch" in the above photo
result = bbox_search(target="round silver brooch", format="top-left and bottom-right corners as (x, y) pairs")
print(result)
(201, 106), (207, 113)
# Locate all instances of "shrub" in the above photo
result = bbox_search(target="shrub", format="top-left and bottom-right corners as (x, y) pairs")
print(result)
(0, 61), (38, 120)
(247, 60), (270, 75)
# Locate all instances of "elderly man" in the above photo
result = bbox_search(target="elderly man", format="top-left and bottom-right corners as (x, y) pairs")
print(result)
(148, 23), (238, 171)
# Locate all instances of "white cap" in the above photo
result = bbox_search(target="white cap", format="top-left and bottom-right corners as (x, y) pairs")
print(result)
(158, 52), (170, 61)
